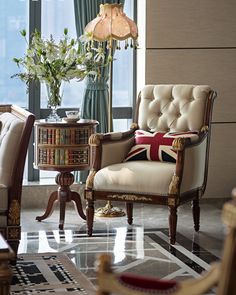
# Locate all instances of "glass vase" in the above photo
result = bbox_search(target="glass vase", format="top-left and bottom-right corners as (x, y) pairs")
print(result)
(47, 105), (61, 122)
(45, 81), (64, 122)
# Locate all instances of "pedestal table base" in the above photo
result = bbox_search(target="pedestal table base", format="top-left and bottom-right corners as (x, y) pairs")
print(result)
(36, 171), (86, 230)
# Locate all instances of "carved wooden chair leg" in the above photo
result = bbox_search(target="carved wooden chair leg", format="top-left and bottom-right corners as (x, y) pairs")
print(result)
(126, 202), (133, 225)
(8, 241), (18, 264)
(86, 199), (94, 236)
(192, 197), (200, 232)
(169, 206), (178, 244)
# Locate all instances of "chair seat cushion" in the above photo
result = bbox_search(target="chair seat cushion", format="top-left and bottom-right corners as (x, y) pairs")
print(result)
(94, 161), (175, 195)
(124, 130), (198, 163)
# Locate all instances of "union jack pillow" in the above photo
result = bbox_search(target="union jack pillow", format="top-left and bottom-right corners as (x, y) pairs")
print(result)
(124, 130), (199, 163)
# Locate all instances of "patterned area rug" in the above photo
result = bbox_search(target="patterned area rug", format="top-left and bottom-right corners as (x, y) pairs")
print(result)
(11, 252), (95, 295)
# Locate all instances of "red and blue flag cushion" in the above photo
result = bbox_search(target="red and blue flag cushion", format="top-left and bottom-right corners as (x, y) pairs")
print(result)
(124, 130), (199, 163)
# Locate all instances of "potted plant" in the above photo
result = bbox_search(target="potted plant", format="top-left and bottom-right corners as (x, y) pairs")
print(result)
(12, 28), (106, 121)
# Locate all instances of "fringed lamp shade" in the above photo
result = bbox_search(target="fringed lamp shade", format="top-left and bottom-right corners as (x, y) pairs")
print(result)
(84, 3), (138, 49)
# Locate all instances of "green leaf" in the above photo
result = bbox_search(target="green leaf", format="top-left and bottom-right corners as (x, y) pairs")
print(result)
(64, 28), (68, 35)
(20, 29), (26, 37)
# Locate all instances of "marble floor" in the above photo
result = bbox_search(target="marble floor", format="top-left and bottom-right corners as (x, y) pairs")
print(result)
(18, 199), (227, 292)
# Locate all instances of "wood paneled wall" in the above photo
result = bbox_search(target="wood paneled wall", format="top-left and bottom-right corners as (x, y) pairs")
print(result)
(137, 0), (236, 198)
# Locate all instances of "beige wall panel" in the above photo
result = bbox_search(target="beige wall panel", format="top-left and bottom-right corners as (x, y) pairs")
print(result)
(204, 124), (236, 198)
(146, 0), (236, 48)
(145, 49), (236, 123)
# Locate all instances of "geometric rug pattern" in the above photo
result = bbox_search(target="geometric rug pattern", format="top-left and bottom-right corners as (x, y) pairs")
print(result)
(11, 253), (95, 294)
(16, 227), (220, 294)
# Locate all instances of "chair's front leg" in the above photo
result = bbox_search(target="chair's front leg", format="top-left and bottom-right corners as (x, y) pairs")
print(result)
(169, 206), (178, 244)
(126, 202), (133, 225)
(86, 199), (94, 236)
(192, 196), (200, 232)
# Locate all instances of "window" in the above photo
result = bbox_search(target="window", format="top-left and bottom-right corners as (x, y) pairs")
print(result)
(41, 0), (135, 112)
(113, 0), (134, 109)
(41, 0), (84, 109)
(1, 0), (136, 183)
(0, 0), (28, 107)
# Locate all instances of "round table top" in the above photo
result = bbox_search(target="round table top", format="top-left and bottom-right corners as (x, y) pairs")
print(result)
(35, 118), (99, 127)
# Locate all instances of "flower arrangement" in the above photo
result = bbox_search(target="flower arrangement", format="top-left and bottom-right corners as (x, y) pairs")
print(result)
(12, 28), (106, 109)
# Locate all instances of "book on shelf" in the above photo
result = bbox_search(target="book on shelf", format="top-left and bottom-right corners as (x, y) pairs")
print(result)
(54, 129), (59, 145)
(38, 147), (88, 166)
(55, 149), (60, 165)
(38, 127), (91, 146)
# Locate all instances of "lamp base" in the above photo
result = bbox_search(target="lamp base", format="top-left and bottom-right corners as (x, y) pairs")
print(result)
(95, 201), (125, 218)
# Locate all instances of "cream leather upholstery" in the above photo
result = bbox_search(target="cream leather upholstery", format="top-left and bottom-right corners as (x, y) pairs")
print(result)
(180, 137), (207, 194)
(0, 112), (24, 186)
(101, 137), (134, 168)
(139, 85), (211, 132)
(94, 161), (175, 195)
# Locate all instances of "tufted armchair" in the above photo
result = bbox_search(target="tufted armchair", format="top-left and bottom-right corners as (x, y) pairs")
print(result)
(0, 105), (35, 256)
(85, 84), (217, 244)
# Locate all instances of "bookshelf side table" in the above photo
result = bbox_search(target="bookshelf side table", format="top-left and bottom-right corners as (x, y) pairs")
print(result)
(34, 119), (98, 230)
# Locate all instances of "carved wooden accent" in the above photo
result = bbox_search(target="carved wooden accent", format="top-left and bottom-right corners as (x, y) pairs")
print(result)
(86, 170), (97, 189)
(129, 122), (138, 130)
(85, 190), (93, 200)
(172, 137), (186, 151)
(108, 194), (152, 202)
(168, 198), (178, 206)
(89, 133), (103, 146)
(168, 175), (180, 195)
(8, 200), (20, 226)
(201, 125), (209, 133)
(8, 227), (20, 240)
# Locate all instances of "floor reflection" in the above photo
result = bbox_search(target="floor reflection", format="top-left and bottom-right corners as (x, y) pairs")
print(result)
(18, 226), (219, 287)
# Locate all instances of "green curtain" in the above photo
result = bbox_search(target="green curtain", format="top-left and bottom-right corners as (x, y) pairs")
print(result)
(74, 0), (125, 183)
(74, 0), (125, 133)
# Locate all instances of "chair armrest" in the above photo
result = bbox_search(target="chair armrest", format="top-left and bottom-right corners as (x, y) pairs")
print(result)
(96, 254), (219, 295)
(89, 123), (138, 171)
(169, 130), (209, 196)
